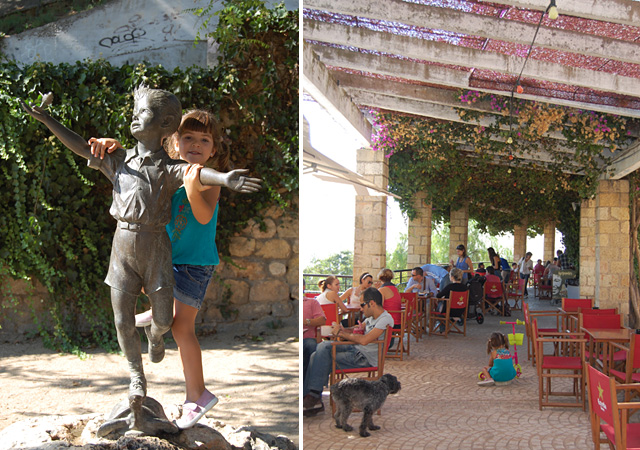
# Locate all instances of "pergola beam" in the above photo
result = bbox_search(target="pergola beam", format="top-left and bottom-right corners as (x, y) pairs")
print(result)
(302, 42), (372, 146)
(483, 0), (640, 27)
(349, 89), (576, 151)
(305, 0), (640, 64)
(304, 20), (640, 98)
(334, 72), (570, 142)
(310, 44), (640, 120)
(606, 140), (640, 179)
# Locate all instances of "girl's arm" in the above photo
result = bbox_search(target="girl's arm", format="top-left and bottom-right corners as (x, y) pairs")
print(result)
(488, 349), (497, 367)
(466, 257), (474, 273)
(339, 288), (352, 302)
(184, 164), (220, 224)
(327, 290), (348, 314)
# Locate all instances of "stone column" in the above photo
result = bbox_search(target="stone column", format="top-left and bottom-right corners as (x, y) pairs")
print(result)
(543, 221), (555, 263)
(407, 192), (432, 268)
(513, 223), (527, 263)
(353, 148), (388, 281)
(449, 205), (469, 261)
(579, 197), (596, 301)
(581, 180), (630, 316)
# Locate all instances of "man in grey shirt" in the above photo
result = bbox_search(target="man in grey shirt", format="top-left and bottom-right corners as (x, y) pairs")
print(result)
(21, 87), (260, 406)
(303, 287), (394, 416)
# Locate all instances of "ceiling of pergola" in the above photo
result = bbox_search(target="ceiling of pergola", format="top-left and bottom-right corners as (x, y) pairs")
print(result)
(302, 0), (640, 179)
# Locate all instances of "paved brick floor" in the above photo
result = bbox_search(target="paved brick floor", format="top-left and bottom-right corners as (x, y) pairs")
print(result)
(303, 296), (594, 449)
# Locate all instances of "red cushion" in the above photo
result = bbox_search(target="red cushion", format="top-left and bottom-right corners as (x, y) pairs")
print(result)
(542, 356), (582, 370)
(601, 423), (640, 449)
(610, 368), (640, 383)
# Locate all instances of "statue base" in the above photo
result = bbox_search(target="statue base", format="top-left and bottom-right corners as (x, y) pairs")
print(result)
(96, 396), (179, 438)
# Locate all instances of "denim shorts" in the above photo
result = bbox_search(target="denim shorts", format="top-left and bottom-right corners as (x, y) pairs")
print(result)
(173, 264), (215, 309)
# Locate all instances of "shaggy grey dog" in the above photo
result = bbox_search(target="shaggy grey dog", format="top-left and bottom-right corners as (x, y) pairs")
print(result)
(330, 373), (401, 437)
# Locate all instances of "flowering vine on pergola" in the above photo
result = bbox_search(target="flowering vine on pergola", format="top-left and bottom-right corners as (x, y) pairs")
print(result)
(372, 90), (639, 234)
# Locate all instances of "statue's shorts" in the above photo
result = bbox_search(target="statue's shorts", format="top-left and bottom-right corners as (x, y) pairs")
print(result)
(105, 224), (174, 296)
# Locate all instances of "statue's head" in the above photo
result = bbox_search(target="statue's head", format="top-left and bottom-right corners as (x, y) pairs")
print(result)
(131, 85), (182, 142)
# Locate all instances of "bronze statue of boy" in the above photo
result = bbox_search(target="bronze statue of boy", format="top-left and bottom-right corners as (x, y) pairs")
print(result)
(21, 86), (261, 434)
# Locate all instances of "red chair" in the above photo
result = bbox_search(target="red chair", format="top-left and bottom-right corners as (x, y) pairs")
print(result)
(387, 295), (415, 361)
(429, 291), (469, 337)
(482, 280), (505, 316)
(330, 325), (393, 415)
(561, 298), (594, 312)
(581, 314), (626, 372)
(586, 365), (640, 449)
(523, 302), (563, 366)
(304, 292), (320, 299)
(532, 318), (586, 410)
(320, 303), (338, 326)
(506, 278), (525, 311)
(532, 272), (543, 298)
(400, 292), (418, 353)
(610, 333), (640, 385)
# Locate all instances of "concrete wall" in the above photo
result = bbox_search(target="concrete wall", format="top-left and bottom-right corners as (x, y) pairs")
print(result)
(2, 0), (298, 69)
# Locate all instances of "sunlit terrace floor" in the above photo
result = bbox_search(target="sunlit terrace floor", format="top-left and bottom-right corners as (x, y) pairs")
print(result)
(302, 295), (594, 450)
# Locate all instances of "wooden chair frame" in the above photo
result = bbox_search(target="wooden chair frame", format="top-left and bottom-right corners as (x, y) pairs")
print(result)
(428, 291), (469, 338)
(506, 278), (526, 311)
(532, 318), (586, 411)
(482, 280), (506, 316)
(523, 302), (563, 366)
(329, 326), (393, 414)
(387, 295), (415, 361)
(586, 365), (640, 450)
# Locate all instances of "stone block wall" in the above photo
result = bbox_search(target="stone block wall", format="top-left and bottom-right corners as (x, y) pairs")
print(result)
(407, 193), (432, 267)
(513, 223), (527, 263)
(449, 206), (469, 261)
(543, 221), (555, 263)
(580, 180), (630, 315)
(0, 202), (299, 340)
(353, 148), (388, 280)
(201, 202), (299, 335)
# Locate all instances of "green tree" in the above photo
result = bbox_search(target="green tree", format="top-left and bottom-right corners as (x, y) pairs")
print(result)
(386, 233), (408, 271)
(305, 250), (353, 276)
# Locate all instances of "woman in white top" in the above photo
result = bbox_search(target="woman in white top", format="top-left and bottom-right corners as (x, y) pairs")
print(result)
(316, 276), (348, 314)
(340, 272), (374, 308)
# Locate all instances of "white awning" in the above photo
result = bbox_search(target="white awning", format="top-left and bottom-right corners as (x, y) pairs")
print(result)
(302, 144), (401, 199)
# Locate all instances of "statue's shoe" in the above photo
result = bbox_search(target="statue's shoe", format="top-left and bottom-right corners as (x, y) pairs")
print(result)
(129, 373), (147, 399)
(144, 326), (165, 363)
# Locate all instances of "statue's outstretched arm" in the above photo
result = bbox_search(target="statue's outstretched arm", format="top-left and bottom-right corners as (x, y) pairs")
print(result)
(20, 97), (92, 160)
(199, 167), (262, 193)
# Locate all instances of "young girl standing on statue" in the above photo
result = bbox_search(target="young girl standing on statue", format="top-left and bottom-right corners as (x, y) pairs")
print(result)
(89, 109), (228, 429)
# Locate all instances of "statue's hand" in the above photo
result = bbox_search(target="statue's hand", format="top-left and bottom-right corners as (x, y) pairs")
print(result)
(225, 169), (262, 193)
(19, 99), (50, 123)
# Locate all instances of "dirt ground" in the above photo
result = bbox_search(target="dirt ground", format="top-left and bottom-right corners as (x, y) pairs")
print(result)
(0, 324), (299, 447)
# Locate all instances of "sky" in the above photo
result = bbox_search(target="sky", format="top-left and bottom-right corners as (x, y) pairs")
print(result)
(301, 98), (563, 272)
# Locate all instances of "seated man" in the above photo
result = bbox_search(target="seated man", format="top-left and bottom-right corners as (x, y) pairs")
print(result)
(405, 266), (437, 295)
(476, 262), (487, 274)
(302, 288), (394, 416)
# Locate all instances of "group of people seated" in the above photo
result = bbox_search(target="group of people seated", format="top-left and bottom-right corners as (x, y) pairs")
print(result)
(302, 262), (472, 416)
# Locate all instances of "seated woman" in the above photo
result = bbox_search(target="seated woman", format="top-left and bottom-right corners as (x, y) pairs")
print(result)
(316, 276), (349, 316)
(377, 268), (402, 346)
(340, 272), (374, 309)
(435, 267), (469, 328)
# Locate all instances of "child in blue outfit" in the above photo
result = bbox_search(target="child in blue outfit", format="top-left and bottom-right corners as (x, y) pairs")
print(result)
(478, 332), (517, 386)
(90, 109), (236, 429)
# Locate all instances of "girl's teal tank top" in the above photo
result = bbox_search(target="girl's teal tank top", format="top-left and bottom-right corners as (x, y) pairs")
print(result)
(166, 186), (219, 265)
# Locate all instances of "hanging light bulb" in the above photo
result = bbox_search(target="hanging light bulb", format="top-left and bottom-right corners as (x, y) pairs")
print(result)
(516, 84), (524, 94)
(548, 0), (558, 20)
(507, 136), (513, 144)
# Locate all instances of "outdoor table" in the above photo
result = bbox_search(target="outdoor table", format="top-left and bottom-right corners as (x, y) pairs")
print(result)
(344, 307), (362, 327)
(581, 327), (631, 375)
(417, 293), (432, 336)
